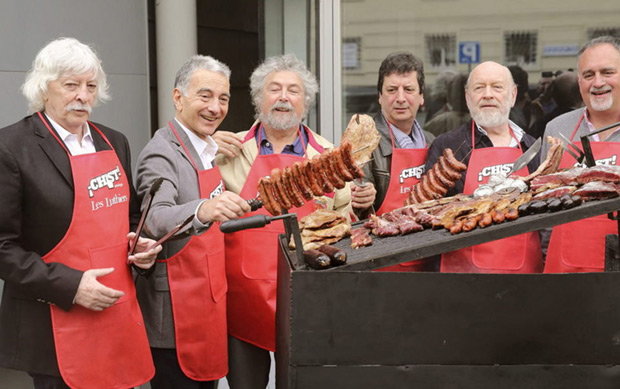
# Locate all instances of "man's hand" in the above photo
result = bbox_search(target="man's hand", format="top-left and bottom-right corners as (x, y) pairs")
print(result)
(197, 191), (251, 223)
(351, 181), (377, 210)
(74, 268), (125, 311)
(213, 130), (243, 158)
(126, 232), (162, 269)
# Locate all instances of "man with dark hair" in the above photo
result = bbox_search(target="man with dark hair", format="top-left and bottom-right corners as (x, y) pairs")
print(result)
(542, 35), (620, 273)
(356, 51), (435, 271)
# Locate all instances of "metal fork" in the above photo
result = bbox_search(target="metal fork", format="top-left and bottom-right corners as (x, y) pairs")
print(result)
(558, 133), (585, 165)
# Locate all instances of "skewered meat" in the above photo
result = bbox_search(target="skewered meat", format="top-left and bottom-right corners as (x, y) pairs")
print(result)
(341, 114), (381, 164)
(256, 143), (366, 215)
(406, 148), (467, 206)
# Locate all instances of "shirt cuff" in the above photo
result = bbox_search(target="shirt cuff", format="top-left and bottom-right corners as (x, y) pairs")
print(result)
(192, 200), (212, 233)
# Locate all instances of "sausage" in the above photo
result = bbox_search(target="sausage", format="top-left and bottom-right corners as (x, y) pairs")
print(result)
(324, 153), (346, 189)
(491, 209), (505, 224)
(448, 219), (464, 234)
(426, 169), (448, 196)
(291, 162), (314, 201)
(302, 159), (324, 196)
(414, 183), (430, 202)
(420, 178), (440, 200)
(332, 147), (355, 181)
(504, 207), (519, 221)
(317, 244), (347, 266)
(408, 184), (423, 204)
(443, 148), (467, 172)
(303, 249), (331, 270)
(478, 212), (493, 228)
(270, 169), (293, 210)
(432, 163), (456, 190)
(257, 177), (278, 216)
(528, 200), (548, 214)
(340, 141), (365, 179)
(462, 217), (478, 232)
(545, 197), (563, 212)
(283, 167), (305, 208)
(313, 155), (335, 193)
(438, 156), (462, 181)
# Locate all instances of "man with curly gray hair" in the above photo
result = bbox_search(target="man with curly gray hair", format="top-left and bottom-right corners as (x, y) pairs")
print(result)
(216, 54), (365, 388)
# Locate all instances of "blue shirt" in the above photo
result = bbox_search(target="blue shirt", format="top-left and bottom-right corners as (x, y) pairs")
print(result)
(257, 124), (308, 157)
(389, 119), (426, 149)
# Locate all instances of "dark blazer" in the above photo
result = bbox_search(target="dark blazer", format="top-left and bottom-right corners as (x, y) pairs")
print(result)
(0, 114), (140, 376)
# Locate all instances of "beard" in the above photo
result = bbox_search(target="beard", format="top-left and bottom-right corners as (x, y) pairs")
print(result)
(469, 99), (511, 128)
(259, 101), (303, 130)
(589, 86), (614, 111)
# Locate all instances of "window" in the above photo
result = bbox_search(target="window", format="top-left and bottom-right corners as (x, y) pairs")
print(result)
(504, 31), (537, 66)
(342, 37), (361, 70)
(425, 34), (456, 68)
(588, 27), (620, 40)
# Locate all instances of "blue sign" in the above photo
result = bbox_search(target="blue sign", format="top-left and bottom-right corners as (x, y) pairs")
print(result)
(459, 41), (480, 64)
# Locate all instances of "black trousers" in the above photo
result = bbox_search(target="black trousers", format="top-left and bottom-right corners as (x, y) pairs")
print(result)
(29, 373), (70, 389)
(151, 347), (216, 389)
(226, 336), (271, 389)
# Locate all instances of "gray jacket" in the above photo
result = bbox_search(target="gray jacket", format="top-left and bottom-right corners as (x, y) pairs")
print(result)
(134, 120), (211, 348)
(361, 112), (435, 212)
(542, 107), (620, 162)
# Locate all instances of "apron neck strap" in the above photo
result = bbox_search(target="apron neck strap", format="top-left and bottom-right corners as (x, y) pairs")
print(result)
(169, 120), (201, 172)
(471, 120), (521, 151)
(37, 111), (112, 156)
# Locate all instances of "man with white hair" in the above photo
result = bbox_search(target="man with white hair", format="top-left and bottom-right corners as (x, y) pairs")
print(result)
(216, 54), (360, 388)
(0, 37), (161, 388)
(542, 36), (620, 273)
(135, 55), (251, 388)
(425, 61), (542, 273)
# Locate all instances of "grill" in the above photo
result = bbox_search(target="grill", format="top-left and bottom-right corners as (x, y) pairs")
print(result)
(282, 196), (620, 271)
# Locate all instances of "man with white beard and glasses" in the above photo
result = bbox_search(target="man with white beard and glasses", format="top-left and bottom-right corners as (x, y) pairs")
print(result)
(541, 36), (620, 273)
(425, 61), (542, 273)
(215, 54), (365, 388)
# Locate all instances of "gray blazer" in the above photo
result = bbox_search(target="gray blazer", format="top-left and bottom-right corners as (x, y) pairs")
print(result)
(541, 107), (620, 162)
(134, 119), (210, 348)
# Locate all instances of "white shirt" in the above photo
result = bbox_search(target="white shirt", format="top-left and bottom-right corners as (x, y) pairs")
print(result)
(175, 120), (218, 170)
(45, 114), (96, 155)
(174, 119), (220, 231)
(476, 120), (524, 148)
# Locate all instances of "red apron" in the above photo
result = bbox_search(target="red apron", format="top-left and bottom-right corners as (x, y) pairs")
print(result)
(225, 125), (318, 351)
(159, 122), (228, 380)
(545, 114), (620, 273)
(38, 112), (154, 389)
(441, 122), (542, 273)
(375, 123), (430, 271)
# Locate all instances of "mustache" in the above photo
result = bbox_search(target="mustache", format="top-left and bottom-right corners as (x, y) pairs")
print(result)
(590, 86), (612, 94)
(65, 103), (92, 114)
(270, 101), (294, 112)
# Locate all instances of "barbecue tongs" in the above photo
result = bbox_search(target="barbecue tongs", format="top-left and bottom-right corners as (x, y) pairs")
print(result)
(579, 120), (620, 167)
(129, 177), (164, 255)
